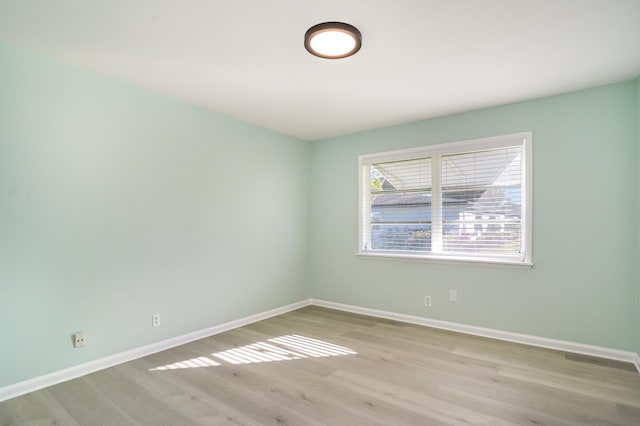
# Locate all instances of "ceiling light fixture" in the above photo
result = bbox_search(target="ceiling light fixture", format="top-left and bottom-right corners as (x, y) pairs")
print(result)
(304, 22), (362, 59)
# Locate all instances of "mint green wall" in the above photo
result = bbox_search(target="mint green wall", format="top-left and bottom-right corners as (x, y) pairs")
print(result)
(309, 81), (638, 352)
(0, 45), (310, 387)
(1, 43), (638, 390)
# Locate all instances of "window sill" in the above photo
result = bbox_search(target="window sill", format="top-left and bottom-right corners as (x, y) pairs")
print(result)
(356, 251), (533, 269)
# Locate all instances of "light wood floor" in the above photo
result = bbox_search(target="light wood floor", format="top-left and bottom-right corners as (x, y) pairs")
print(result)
(1, 306), (640, 425)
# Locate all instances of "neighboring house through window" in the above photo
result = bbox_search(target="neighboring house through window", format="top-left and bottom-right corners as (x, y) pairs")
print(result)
(358, 132), (532, 266)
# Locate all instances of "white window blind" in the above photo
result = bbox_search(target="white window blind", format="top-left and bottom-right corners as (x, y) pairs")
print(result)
(441, 147), (522, 257)
(358, 132), (532, 265)
(364, 157), (432, 252)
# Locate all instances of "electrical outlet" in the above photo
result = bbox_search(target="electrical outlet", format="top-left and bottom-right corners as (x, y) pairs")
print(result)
(73, 331), (86, 348)
(424, 296), (432, 307)
(449, 289), (457, 302)
(152, 314), (161, 327)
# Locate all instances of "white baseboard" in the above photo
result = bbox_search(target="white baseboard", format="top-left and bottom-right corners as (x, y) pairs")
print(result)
(0, 299), (312, 403)
(310, 299), (640, 368)
(2, 297), (638, 403)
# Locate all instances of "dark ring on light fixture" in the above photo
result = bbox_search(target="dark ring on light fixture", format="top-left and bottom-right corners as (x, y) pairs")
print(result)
(304, 22), (362, 59)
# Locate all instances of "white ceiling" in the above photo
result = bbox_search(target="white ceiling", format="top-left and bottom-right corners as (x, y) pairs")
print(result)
(1, 1), (639, 141)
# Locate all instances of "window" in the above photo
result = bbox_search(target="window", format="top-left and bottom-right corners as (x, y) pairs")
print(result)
(358, 132), (532, 265)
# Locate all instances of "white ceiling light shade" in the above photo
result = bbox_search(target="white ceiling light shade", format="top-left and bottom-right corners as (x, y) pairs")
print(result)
(304, 22), (362, 59)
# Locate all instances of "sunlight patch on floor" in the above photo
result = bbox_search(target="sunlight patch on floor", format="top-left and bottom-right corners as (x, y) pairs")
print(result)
(149, 335), (356, 371)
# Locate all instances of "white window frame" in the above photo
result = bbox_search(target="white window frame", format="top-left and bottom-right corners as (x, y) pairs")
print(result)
(357, 132), (533, 267)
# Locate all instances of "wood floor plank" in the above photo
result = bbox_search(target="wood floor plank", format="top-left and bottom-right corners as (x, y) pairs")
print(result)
(85, 367), (201, 426)
(164, 332), (396, 425)
(435, 386), (583, 426)
(565, 353), (637, 372)
(498, 364), (640, 408)
(47, 376), (139, 425)
(327, 369), (513, 425)
(0, 390), (80, 426)
(364, 338), (635, 425)
(2, 306), (639, 425)
(129, 357), (264, 426)
(435, 368), (629, 425)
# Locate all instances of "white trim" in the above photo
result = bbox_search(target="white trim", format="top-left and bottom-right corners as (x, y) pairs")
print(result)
(310, 298), (639, 366)
(358, 131), (533, 265)
(358, 132), (532, 164)
(358, 155), (368, 252)
(431, 154), (443, 253)
(0, 299), (312, 403)
(522, 132), (533, 264)
(356, 252), (533, 269)
(2, 297), (636, 402)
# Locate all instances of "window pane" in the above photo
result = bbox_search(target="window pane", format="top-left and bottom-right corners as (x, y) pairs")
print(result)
(370, 223), (432, 251)
(441, 147), (522, 256)
(371, 158), (432, 192)
(359, 132), (530, 264)
(368, 158), (431, 252)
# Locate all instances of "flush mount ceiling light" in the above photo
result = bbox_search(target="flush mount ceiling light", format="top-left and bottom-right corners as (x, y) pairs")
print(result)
(304, 22), (362, 59)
